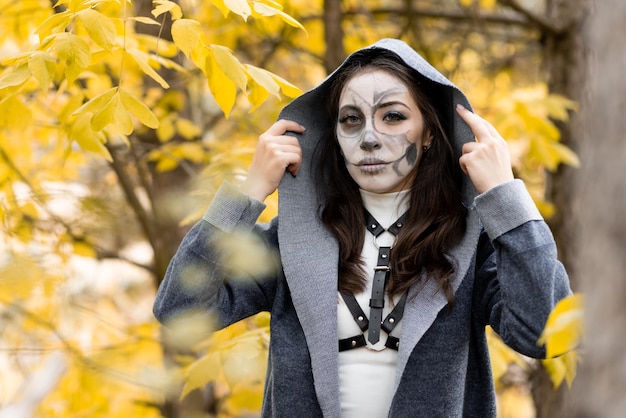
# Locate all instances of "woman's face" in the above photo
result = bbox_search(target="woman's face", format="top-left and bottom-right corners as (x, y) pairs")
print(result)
(336, 69), (430, 194)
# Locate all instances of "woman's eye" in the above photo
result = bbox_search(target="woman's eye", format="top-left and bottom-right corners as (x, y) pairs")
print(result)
(339, 115), (362, 126)
(383, 112), (407, 122)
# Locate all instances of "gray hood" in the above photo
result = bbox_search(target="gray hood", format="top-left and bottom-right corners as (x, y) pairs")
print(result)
(276, 38), (482, 417)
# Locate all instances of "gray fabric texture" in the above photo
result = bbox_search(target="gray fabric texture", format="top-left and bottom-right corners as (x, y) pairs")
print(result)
(153, 38), (572, 417)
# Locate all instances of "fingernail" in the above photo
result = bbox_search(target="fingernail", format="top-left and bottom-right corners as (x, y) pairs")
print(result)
(456, 104), (465, 111)
(300, 124), (307, 132)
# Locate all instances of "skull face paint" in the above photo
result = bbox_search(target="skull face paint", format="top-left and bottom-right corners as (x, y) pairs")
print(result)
(336, 69), (430, 194)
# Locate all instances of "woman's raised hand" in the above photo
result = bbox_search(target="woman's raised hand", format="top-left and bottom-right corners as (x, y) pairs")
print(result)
(241, 119), (305, 202)
(456, 104), (514, 195)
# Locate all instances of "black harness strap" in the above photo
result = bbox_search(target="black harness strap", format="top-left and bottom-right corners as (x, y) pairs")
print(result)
(338, 210), (408, 352)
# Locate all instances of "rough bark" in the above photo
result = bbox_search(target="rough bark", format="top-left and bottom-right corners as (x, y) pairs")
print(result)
(566, 1), (626, 416)
(543, 0), (589, 289)
(323, 0), (346, 74)
(528, 1), (590, 416)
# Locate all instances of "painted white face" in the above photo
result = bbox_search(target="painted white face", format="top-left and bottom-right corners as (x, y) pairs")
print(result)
(336, 69), (430, 194)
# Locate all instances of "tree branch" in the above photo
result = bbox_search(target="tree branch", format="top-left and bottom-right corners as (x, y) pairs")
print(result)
(301, 7), (538, 29)
(498, 0), (568, 34)
(105, 142), (159, 264)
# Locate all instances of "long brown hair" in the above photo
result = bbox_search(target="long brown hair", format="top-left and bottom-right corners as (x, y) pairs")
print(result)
(313, 48), (467, 303)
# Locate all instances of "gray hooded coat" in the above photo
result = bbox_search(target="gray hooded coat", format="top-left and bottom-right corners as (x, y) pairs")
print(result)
(153, 39), (571, 417)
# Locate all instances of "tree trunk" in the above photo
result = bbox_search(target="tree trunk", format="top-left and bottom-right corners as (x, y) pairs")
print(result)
(566, 1), (626, 416)
(323, 0), (346, 74)
(543, 0), (588, 288)
(530, 0), (590, 416)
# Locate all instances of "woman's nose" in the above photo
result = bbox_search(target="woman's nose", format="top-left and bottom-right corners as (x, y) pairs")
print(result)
(359, 130), (382, 151)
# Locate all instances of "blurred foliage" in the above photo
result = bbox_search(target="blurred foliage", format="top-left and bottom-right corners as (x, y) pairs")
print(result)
(539, 293), (584, 388)
(0, 0), (580, 417)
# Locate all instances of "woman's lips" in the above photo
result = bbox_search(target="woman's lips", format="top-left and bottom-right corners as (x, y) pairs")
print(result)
(355, 158), (388, 172)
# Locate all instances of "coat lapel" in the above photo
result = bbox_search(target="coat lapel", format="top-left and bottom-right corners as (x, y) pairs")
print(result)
(394, 209), (481, 389)
(278, 105), (342, 417)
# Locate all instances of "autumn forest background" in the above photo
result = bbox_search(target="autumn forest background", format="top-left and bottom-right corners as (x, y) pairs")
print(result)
(1, 0), (624, 417)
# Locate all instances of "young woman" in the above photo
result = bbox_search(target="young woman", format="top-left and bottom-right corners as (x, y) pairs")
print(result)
(153, 39), (571, 417)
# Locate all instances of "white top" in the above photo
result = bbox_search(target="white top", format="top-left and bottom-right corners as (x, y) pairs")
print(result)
(338, 189), (410, 417)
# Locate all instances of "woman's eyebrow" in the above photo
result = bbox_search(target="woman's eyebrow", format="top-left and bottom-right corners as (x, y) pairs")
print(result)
(378, 101), (411, 110)
(338, 104), (363, 113)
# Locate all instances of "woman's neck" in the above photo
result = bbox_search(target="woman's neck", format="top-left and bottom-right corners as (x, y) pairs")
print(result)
(359, 189), (410, 229)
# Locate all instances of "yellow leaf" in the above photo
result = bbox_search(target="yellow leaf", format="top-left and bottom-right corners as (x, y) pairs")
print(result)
(90, 92), (117, 131)
(270, 72), (302, 98)
(59, 91), (85, 124)
(119, 89), (159, 129)
(209, 0), (231, 18)
(129, 16), (162, 26)
(28, 52), (56, 89)
(0, 95), (32, 132)
(0, 253), (43, 300)
(223, 381), (264, 414)
(170, 142), (206, 163)
(542, 350), (579, 388)
(0, 64), (30, 90)
(77, 8), (117, 51)
(205, 52), (237, 117)
(252, 2), (306, 32)
(176, 118), (201, 139)
(35, 10), (72, 40)
(72, 87), (117, 116)
(545, 94), (579, 121)
(459, 0), (474, 7)
(113, 92), (134, 135)
(70, 113), (112, 161)
(486, 326), (526, 382)
(73, 241), (96, 258)
(538, 293), (584, 358)
(245, 65), (284, 111)
(125, 49), (170, 88)
(181, 352), (221, 400)
(550, 142), (580, 168)
(221, 342), (266, 387)
(480, 0), (496, 9)
(152, 0), (183, 20)
(245, 64), (280, 99)
(156, 116), (176, 142)
(171, 19), (203, 59)
(54, 32), (91, 85)
(223, 0), (252, 20)
(209, 44), (247, 91)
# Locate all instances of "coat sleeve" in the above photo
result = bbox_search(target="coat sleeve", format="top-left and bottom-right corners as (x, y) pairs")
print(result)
(152, 182), (280, 329)
(472, 180), (572, 358)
